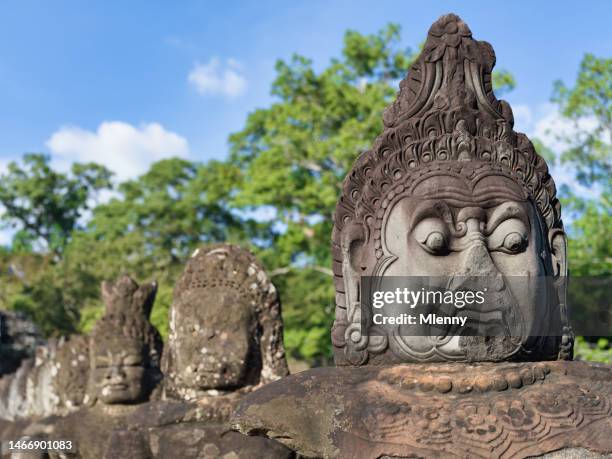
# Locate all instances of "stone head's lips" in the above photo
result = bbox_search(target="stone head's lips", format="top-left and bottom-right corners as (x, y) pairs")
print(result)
(106, 383), (128, 391)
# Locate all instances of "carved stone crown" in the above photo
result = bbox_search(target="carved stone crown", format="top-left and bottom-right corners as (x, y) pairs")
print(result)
(174, 244), (279, 317)
(91, 275), (162, 368)
(332, 13), (562, 313)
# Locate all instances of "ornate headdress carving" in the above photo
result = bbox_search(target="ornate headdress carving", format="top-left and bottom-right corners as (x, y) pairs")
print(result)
(331, 14), (566, 364)
(92, 276), (161, 357)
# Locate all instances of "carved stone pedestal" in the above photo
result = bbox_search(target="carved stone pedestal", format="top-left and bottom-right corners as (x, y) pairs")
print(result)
(105, 399), (293, 459)
(232, 361), (612, 458)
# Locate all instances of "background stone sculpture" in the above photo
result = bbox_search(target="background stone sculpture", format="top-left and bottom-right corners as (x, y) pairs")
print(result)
(107, 244), (293, 458)
(0, 332), (89, 450)
(231, 14), (611, 458)
(39, 275), (163, 459)
(163, 243), (288, 401)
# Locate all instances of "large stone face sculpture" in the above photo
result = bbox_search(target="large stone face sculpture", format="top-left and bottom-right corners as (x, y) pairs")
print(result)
(231, 14), (611, 458)
(330, 12), (570, 366)
(106, 244), (292, 458)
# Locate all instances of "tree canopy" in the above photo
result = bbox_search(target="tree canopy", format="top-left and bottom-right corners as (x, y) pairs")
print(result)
(0, 154), (112, 255)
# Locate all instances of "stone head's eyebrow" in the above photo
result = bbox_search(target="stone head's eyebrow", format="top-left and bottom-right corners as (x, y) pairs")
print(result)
(409, 200), (454, 231)
(485, 202), (530, 235)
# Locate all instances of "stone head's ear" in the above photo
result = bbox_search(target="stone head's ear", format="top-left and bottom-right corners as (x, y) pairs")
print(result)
(257, 285), (290, 385)
(549, 228), (573, 360)
(341, 223), (368, 314)
(342, 223), (368, 273)
(549, 229), (567, 278)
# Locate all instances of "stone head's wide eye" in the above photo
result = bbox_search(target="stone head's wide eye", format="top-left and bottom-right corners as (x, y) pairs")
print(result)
(502, 232), (525, 252)
(425, 231), (447, 253)
(412, 217), (450, 254)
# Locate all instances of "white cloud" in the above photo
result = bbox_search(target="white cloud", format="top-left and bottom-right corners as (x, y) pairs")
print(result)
(514, 103), (602, 200)
(510, 104), (533, 133)
(188, 58), (247, 98)
(46, 121), (190, 182)
(531, 103), (598, 153)
(0, 229), (12, 246)
(0, 158), (9, 175)
(512, 102), (599, 153)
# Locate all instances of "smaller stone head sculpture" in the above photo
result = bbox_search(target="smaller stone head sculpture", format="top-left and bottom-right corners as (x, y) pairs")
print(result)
(163, 244), (288, 400)
(89, 275), (162, 405)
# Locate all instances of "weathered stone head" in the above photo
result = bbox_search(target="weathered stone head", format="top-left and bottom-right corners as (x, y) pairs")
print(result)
(51, 334), (90, 410)
(89, 275), (162, 405)
(331, 14), (572, 365)
(163, 244), (288, 400)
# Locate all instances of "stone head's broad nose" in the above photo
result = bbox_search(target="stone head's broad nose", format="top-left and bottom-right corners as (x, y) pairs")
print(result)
(107, 364), (126, 381)
(449, 236), (506, 294)
(460, 242), (499, 277)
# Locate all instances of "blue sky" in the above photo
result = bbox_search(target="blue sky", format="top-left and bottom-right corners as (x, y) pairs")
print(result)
(0, 1), (610, 242)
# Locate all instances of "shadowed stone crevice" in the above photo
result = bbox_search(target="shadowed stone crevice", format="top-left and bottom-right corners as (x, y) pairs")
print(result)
(0, 310), (44, 377)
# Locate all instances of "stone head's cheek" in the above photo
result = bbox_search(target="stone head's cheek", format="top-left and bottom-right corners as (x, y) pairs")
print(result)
(217, 326), (251, 380)
(384, 236), (463, 277)
(124, 366), (146, 396)
(91, 368), (108, 392)
(172, 309), (207, 365)
(489, 248), (540, 277)
(382, 199), (413, 273)
(490, 247), (547, 335)
(182, 324), (251, 389)
(123, 365), (145, 382)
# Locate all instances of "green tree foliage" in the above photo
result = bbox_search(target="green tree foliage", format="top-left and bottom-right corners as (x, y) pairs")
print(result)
(549, 54), (611, 276)
(55, 158), (260, 337)
(548, 53), (612, 362)
(574, 336), (611, 364)
(0, 157), (258, 337)
(0, 249), (69, 336)
(0, 155), (112, 335)
(492, 69), (516, 96)
(0, 153), (112, 255)
(552, 54), (611, 191)
(227, 25), (413, 362)
(88, 158), (249, 270)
